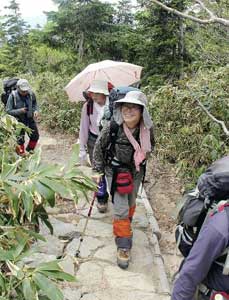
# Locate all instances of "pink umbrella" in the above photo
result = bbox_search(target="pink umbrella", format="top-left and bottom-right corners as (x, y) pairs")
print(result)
(65, 60), (143, 102)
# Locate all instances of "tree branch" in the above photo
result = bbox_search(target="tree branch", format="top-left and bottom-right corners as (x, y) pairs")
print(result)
(196, 98), (229, 137)
(196, 0), (214, 18)
(150, 0), (229, 27)
(185, 85), (229, 137)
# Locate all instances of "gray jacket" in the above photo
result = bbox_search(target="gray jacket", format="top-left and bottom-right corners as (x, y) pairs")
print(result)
(6, 90), (38, 122)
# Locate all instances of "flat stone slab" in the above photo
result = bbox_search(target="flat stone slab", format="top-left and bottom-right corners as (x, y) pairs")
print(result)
(77, 199), (113, 220)
(80, 290), (170, 300)
(63, 287), (81, 300)
(32, 234), (63, 257)
(40, 216), (79, 238)
(76, 219), (113, 238)
(66, 236), (104, 258)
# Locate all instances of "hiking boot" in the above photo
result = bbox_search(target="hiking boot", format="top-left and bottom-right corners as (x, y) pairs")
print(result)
(96, 201), (108, 213)
(117, 248), (130, 269)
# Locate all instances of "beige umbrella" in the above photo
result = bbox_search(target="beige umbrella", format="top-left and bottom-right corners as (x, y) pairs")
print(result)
(65, 60), (143, 102)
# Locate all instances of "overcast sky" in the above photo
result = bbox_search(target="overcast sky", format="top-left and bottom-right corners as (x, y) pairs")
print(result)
(1, 0), (58, 27)
(1, 0), (120, 27)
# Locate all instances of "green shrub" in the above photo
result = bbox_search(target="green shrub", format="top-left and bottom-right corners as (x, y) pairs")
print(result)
(29, 72), (82, 135)
(148, 66), (229, 185)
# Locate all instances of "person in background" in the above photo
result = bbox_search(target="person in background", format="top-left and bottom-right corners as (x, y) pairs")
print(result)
(6, 79), (39, 156)
(172, 201), (229, 300)
(79, 79), (110, 213)
(92, 91), (155, 269)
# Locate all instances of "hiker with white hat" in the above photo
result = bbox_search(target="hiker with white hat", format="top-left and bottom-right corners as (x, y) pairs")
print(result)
(92, 90), (155, 269)
(79, 80), (110, 164)
(79, 79), (112, 213)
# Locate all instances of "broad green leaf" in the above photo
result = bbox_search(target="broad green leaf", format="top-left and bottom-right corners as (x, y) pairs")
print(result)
(0, 272), (6, 292)
(63, 169), (84, 179)
(22, 192), (34, 221)
(65, 143), (80, 170)
(34, 181), (55, 207)
(0, 248), (14, 261)
(36, 164), (62, 177)
(27, 148), (42, 172)
(38, 296), (50, 300)
(3, 184), (19, 218)
(0, 161), (18, 180)
(4, 179), (25, 192)
(33, 273), (63, 300)
(38, 270), (76, 282)
(22, 278), (37, 300)
(39, 216), (53, 235)
(35, 261), (62, 272)
(11, 235), (29, 259)
(39, 178), (69, 198)
(6, 261), (24, 280)
(22, 228), (46, 242)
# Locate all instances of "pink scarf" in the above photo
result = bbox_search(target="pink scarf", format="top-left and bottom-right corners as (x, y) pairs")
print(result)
(123, 121), (151, 171)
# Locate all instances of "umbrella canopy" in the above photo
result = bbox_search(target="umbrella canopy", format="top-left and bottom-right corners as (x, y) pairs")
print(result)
(65, 60), (143, 102)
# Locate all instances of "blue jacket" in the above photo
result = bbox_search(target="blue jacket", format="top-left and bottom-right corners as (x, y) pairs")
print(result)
(172, 206), (229, 300)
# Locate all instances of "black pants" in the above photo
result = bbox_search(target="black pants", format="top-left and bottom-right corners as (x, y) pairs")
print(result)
(17, 119), (39, 145)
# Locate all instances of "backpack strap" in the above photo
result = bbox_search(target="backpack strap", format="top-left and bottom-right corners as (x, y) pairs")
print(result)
(110, 120), (119, 147)
(87, 99), (93, 116)
(12, 90), (17, 108)
(104, 120), (119, 165)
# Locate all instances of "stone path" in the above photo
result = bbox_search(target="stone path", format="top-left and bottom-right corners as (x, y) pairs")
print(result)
(28, 129), (171, 300)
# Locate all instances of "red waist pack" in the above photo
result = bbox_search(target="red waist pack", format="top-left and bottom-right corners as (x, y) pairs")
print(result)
(116, 172), (134, 195)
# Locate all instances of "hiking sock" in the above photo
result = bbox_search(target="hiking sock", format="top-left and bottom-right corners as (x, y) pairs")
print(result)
(26, 140), (37, 152)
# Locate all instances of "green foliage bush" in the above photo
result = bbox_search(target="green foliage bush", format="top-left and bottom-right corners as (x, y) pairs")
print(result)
(28, 72), (82, 135)
(147, 66), (229, 185)
(0, 105), (96, 300)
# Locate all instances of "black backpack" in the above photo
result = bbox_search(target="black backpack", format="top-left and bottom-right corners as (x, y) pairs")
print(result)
(106, 86), (140, 121)
(1, 78), (19, 107)
(176, 155), (229, 258)
(83, 86), (140, 119)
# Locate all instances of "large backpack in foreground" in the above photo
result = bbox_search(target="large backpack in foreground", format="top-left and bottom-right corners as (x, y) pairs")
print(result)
(176, 155), (229, 258)
(1, 78), (19, 107)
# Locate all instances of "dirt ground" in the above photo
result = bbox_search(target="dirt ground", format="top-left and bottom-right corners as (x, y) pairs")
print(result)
(39, 127), (184, 284)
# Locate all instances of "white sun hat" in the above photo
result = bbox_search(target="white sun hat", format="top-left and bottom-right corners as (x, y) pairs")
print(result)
(115, 90), (147, 106)
(88, 80), (109, 95)
(113, 91), (153, 129)
(17, 79), (31, 91)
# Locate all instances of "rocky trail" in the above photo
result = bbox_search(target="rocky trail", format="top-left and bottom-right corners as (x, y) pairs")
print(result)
(31, 127), (184, 300)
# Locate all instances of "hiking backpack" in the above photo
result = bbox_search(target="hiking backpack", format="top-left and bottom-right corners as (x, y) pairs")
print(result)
(83, 86), (140, 120)
(175, 155), (229, 260)
(1, 78), (19, 107)
(106, 86), (140, 120)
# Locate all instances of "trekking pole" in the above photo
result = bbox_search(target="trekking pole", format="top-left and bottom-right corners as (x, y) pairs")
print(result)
(75, 191), (97, 258)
